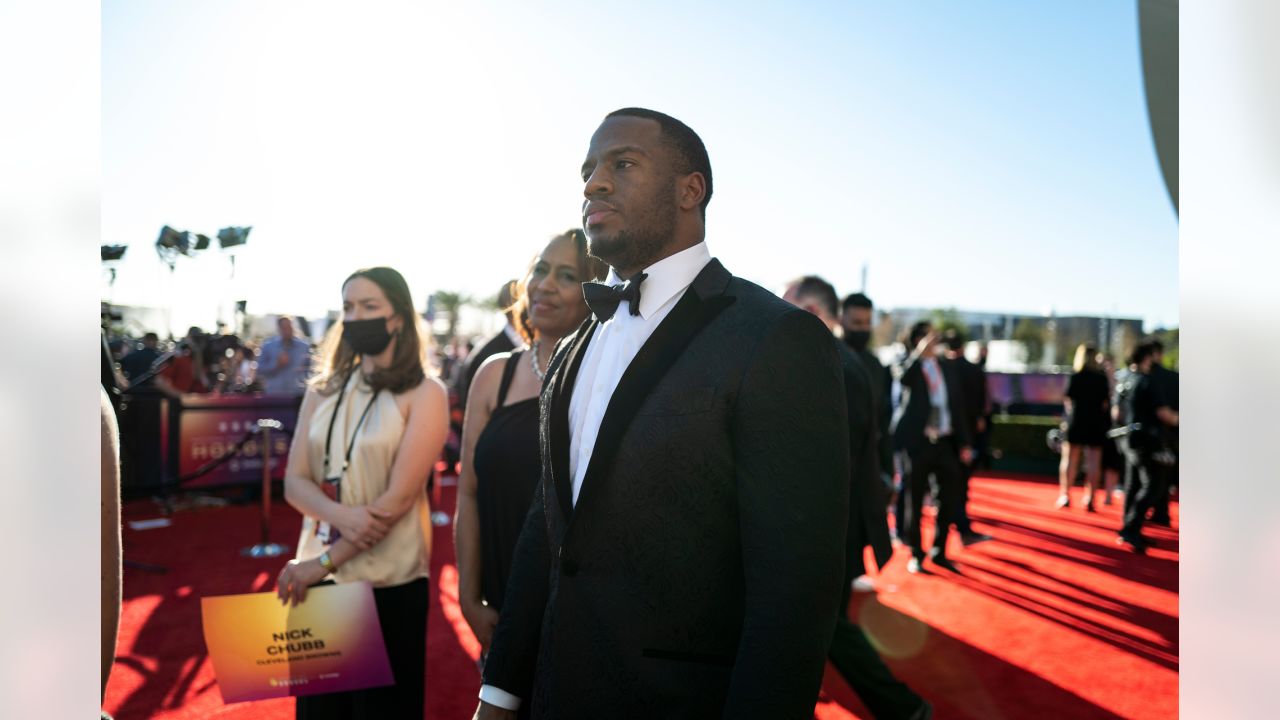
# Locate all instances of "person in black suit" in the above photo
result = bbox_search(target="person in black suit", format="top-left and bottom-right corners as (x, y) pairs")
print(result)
(842, 293), (893, 498)
(785, 278), (931, 720)
(1147, 339), (1178, 526)
(474, 108), (850, 720)
(456, 280), (521, 413)
(1117, 341), (1179, 552)
(891, 321), (973, 575)
(941, 329), (993, 545)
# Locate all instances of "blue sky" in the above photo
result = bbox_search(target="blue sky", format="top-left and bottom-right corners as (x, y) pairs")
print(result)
(102, 1), (1177, 335)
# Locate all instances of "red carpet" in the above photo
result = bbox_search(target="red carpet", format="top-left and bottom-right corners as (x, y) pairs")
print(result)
(104, 473), (1177, 719)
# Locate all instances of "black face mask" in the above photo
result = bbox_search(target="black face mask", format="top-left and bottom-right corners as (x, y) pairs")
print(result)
(343, 318), (394, 356)
(843, 330), (871, 352)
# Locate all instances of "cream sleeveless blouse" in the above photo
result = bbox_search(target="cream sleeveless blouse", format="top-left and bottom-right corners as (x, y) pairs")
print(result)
(294, 371), (431, 587)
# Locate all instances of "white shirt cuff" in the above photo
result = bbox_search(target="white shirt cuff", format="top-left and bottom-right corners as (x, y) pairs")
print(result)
(479, 684), (522, 711)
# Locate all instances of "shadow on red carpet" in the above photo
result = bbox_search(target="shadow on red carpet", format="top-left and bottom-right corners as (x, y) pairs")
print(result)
(104, 473), (1177, 719)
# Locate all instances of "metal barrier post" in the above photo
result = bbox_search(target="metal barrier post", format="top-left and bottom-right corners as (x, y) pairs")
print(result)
(241, 418), (289, 558)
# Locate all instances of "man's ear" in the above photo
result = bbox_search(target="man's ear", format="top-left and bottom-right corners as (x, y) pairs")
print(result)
(677, 172), (706, 212)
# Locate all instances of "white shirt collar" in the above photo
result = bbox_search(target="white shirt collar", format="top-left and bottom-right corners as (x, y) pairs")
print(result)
(502, 322), (524, 348)
(603, 241), (712, 320)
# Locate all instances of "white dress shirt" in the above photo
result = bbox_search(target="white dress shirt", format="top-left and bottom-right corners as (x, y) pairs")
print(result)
(921, 356), (953, 437)
(478, 240), (713, 711)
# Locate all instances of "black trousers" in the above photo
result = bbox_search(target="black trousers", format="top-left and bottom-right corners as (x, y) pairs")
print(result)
(296, 577), (429, 720)
(903, 438), (961, 562)
(955, 457), (975, 536)
(1121, 454), (1170, 540)
(1149, 457), (1175, 523)
(828, 564), (926, 719)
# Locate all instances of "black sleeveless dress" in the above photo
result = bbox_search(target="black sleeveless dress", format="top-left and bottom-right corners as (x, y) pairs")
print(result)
(472, 350), (541, 612)
(1065, 369), (1110, 446)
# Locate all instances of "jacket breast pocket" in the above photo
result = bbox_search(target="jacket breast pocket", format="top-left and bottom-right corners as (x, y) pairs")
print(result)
(637, 385), (717, 417)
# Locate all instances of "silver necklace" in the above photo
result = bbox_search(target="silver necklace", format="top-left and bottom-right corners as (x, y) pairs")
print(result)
(529, 339), (546, 381)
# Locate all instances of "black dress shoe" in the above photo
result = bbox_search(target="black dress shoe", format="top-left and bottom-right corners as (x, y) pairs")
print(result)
(909, 700), (934, 720)
(961, 532), (994, 546)
(929, 555), (959, 573)
(1116, 533), (1148, 554)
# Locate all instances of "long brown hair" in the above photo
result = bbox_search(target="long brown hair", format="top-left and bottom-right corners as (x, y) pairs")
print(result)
(310, 267), (429, 395)
(509, 229), (609, 344)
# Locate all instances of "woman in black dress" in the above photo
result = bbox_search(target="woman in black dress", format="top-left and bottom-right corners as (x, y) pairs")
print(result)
(454, 229), (606, 657)
(1057, 344), (1110, 511)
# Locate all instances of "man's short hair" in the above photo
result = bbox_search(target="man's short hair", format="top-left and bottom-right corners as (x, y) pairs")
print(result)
(907, 321), (932, 349)
(498, 279), (518, 322)
(790, 275), (839, 318)
(605, 108), (713, 217)
(942, 328), (966, 351)
(1148, 338), (1165, 354)
(497, 280), (517, 310)
(842, 292), (873, 312)
(1130, 341), (1156, 366)
(142, 332), (158, 342)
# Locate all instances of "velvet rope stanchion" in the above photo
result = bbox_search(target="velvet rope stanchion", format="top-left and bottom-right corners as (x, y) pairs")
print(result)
(240, 419), (290, 558)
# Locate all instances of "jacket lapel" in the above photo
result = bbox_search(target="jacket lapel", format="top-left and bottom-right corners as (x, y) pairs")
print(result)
(570, 258), (735, 520)
(547, 318), (597, 521)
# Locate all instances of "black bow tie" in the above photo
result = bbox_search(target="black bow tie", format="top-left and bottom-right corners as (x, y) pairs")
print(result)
(582, 272), (649, 322)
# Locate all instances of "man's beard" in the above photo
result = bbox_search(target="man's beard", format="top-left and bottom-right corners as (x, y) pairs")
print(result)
(586, 185), (678, 276)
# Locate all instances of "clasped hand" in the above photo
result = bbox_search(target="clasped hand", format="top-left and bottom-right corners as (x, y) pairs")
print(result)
(335, 504), (394, 550)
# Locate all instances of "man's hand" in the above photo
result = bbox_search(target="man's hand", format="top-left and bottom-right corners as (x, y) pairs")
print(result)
(915, 330), (938, 358)
(462, 600), (501, 652)
(277, 350), (291, 368)
(976, 417), (987, 434)
(960, 446), (974, 465)
(473, 700), (517, 720)
(335, 505), (392, 550)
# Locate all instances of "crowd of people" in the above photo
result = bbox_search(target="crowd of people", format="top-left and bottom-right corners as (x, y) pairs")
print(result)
(106, 316), (313, 400)
(1058, 339), (1180, 553)
(101, 107), (1176, 720)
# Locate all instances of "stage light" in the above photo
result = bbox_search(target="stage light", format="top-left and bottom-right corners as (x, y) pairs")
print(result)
(156, 225), (193, 255)
(156, 225), (194, 271)
(101, 244), (128, 262)
(157, 225), (180, 248)
(217, 226), (251, 249)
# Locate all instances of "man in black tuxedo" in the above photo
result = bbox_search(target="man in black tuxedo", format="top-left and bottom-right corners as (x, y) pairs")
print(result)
(941, 329), (993, 546)
(891, 321), (973, 574)
(473, 109), (850, 720)
(784, 277), (931, 720)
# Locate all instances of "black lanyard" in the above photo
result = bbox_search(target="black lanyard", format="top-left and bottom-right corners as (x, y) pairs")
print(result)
(323, 373), (382, 483)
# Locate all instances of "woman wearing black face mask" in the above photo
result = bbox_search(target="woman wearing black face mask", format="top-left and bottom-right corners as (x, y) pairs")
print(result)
(275, 266), (449, 719)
